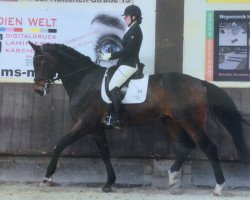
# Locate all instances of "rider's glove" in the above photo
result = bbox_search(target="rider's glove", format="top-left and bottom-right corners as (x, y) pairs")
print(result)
(100, 53), (111, 61)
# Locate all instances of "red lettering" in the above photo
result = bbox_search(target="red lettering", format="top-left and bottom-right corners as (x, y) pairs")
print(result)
(28, 18), (39, 26)
(0, 17), (23, 26)
(28, 18), (57, 27)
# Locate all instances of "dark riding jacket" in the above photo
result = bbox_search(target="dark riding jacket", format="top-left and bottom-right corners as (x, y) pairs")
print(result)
(110, 22), (143, 68)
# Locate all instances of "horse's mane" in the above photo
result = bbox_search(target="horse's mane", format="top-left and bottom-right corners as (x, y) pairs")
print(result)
(44, 43), (94, 65)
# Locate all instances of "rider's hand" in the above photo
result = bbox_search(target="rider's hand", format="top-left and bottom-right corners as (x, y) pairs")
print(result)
(100, 53), (111, 61)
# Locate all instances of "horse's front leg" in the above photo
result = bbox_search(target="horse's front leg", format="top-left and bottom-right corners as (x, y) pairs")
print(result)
(41, 130), (83, 186)
(93, 129), (116, 192)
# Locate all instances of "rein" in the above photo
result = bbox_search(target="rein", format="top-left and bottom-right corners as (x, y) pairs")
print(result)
(34, 45), (95, 85)
(50, 66), (92, 83)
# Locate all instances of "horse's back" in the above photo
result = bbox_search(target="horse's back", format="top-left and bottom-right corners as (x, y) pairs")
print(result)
(149, 72), (205, 98)
(148, 72), (207, 123)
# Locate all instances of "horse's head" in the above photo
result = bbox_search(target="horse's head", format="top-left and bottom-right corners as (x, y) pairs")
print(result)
(29, 41), (58, 96)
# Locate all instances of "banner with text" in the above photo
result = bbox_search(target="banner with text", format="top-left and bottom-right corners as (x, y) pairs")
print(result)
(0, 0), (156, 82)
(206, 10), (250, 81)
(208, 0), (250, 3)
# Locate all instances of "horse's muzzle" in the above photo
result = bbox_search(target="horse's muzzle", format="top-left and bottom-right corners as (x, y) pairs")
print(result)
(34, 81), (50, 96)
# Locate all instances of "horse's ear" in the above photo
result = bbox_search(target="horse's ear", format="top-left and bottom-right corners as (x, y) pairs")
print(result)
(28, 41), (40, 52)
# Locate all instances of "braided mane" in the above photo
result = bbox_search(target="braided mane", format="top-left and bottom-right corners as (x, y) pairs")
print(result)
(44, 43), (94, 65)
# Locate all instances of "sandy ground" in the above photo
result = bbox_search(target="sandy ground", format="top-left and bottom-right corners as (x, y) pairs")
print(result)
(0, 183), (249, 200)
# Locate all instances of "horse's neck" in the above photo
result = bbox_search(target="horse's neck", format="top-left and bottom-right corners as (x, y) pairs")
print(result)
(59, 63), (104, 97)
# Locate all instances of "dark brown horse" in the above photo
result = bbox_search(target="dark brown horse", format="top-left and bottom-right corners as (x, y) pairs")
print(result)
(29, 42), (250, 196)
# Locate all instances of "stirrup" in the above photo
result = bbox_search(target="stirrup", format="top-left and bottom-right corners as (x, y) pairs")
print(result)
(110, 118), (123, 129)
(102, 115), (123, 129)
(102, 115), (113, 128)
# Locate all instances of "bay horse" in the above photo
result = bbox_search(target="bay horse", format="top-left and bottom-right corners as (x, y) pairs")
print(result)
(29, 42), (250, 196)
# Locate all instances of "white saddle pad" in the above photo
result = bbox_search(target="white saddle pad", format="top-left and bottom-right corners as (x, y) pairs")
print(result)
(101, 71), (149, 104)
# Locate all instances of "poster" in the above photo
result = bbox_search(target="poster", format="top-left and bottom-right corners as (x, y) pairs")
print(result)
(0, 0), (156, 82)
(184, 0), (250, 87)
(206, 10), (250, 81)
(208, 0), (250, 2)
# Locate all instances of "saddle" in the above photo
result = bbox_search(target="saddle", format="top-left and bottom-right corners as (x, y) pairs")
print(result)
(101, 63), (149, 104)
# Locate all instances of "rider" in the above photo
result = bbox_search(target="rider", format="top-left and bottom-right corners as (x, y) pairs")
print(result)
(101, 4), (143, 129)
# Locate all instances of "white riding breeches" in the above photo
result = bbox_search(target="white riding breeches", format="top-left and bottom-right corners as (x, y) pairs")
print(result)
(109, 65), (138, 91)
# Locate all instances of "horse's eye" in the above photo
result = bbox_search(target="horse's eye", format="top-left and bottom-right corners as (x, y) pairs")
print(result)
(95, 34), (122, 59)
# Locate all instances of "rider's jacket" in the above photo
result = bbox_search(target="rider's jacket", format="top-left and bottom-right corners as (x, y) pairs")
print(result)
(110, 22), (143, 68)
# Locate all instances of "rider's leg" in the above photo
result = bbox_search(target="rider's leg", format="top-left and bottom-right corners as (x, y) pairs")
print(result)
(108, 65), (138, 90)
(106, 65), (138, 128)
(108, 87), (122, 129)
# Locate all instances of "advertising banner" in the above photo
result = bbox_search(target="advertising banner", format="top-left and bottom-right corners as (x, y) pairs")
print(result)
(0, 0), (156, 82)
(184, 0), (250, 87)
(206, 10), (250, 81)
(208, 0), (250, 2)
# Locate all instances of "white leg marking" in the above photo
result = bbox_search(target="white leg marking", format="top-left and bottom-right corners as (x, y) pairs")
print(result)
(41, 177), (53, 186)
(213, 183), (224, 196)
(168, 169), (180, 186)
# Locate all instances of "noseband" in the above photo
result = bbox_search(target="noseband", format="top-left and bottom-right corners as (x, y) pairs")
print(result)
(33, 45), (58, 96)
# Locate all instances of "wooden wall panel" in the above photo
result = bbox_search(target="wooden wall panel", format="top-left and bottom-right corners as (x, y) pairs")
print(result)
(0, 0), (249, 163)
(19, 84), (34, 154)
(11, 84), (25, 153)
(31, 86), (53, 154)
(0, 84), (249, 161)
(0, 84), (15, 153)
(242, 89), (250, 152)
(50, 85), (66, 150)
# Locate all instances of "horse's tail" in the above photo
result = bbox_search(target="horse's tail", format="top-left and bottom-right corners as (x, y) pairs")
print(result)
(202, 81), (250, 163)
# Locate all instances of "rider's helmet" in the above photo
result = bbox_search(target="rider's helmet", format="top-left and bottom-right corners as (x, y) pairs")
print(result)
(122, 5), (142, 19)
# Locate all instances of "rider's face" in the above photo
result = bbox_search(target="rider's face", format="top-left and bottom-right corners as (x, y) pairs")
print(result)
(124, 15), (132, 26)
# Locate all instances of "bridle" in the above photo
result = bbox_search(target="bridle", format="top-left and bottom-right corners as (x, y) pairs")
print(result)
(33, 45), (95, 96)
(33, 45), (57, 96)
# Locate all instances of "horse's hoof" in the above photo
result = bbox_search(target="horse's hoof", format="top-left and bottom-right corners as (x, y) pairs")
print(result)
(168, 170), (180, 187)
(102, 185), (112, 193)
(169, 187), (183, 195)
(169, 178), (182, 195)
(40, 177), (54, 186)
(213, 183), (224, 196)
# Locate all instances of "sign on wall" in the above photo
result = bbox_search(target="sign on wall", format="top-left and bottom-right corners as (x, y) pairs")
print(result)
(208, 0), (250, 2)
(184, 0), (250, 87)
(0, 0), (156, 82)
(206, 11), (250, 81)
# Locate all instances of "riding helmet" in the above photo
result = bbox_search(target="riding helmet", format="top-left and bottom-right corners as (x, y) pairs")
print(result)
(122, 5), (142, 18)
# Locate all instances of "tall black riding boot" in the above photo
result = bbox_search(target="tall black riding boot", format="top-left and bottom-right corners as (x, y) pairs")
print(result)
(108, 87), (123, 129)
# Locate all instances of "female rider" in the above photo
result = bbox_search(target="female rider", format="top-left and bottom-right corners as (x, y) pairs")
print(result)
(101, 5), (143, 129)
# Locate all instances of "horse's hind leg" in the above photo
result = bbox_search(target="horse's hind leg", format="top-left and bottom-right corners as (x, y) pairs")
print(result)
(42, 131), (82, 185)
(93, 129), (116, 193)
(186, 127), (225, 196)
(199, 133), (225, 196)
(168, 132), (196, 187)
(161, 117), (196, 187)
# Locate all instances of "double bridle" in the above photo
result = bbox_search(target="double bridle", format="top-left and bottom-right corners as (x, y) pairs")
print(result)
(33, 45), (58, 96)
(33, 45), (95, 96)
